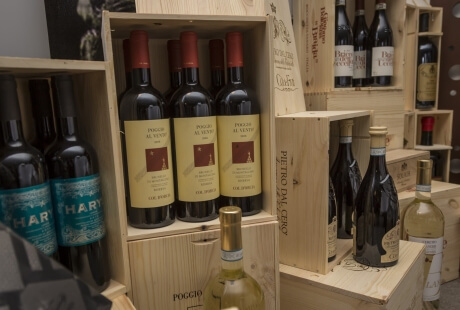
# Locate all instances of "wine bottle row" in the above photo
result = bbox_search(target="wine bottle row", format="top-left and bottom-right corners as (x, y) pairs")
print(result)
(0, 75), (110, 293)
(118, 30), (263, 229)
(335, 0), (394, 88)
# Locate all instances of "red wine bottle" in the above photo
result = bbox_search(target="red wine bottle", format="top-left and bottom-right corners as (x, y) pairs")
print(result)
(119, 30), (175, 228)
(335, 0), (353, 88)
(164, 40), (183, 103)
(352, 0), (369, 87)
(209, 39), (225, 98)
(328, 178), (338, 262)
(368, 0), (394, 86)
(353, 127), (399, 267)
(46, 75), (110, 291)
(416, 13), (438, 109)
(170, 31), (220, 222)
(0, 75), (58, 258)
(420, 116), (434, 146)
(118, 39), (132, 108)
(28, 79), (56, 153)
(216, 32), (262, 216)
(330, 119), (362, 239)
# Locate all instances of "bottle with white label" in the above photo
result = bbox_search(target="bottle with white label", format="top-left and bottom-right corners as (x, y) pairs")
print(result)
(353, 127), (399, 267)
(402, 159), (444, 308)
(334, 0), (353, 87)
(352, 0), (369, 87)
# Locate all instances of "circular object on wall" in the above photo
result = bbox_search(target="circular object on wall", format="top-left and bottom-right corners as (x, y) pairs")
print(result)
(450, 158), (460, 174)
(451, 90), (458, 96)
(454, 3), (460, 18)
(448, 64), (460, 80)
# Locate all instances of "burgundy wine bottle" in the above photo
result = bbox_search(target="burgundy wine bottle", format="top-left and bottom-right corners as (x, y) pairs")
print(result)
(352, 0), (369, 87)
(118, 39), (132, 108)
(209, 39), (225, 98)
(164, 40), (183, 103)
(420, 116), (434, 146)
(334, 0), (353, 88)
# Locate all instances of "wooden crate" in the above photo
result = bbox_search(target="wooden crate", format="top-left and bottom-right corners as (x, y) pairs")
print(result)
(276, 110), (371, 274)
(399, 180), (460, 283)
(0, 57), (130, 299)
(128, 220), (279, 310)
(386, 149), (430, 192)
(280, 240), (425, 309)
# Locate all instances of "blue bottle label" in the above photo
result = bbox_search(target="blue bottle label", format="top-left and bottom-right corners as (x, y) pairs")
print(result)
(50, 174), (106, 246)
(0, 182), (58, 256)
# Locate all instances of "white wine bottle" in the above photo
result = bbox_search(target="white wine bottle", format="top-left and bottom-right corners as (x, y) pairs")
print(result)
(203, 206), (264, 309)
(402, 160), (444, 308)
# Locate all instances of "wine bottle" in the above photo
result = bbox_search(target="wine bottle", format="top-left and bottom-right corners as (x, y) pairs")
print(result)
(402, 160), (444, 307)
(209, 39), (225, 98)
(119, 30), (175, 229)
(368, 0), (394, 86)
(118, 39), (132, 107)
(416, 13), (438, 109)
(46, 75), (110, 292)
(170, 31), (220, 222)
(28, 79), (56, 153)
(164, 39), (183, 103)
(0, 75), (58, 258)
(216, 32), (262, 216)
(353, 127), (399, 267)
(330, 119), (362, 239)
(203, 206), (265, 309)
(328, 178), (338, 262)
(334, 0), (353, 88)
(420, 116), (434, 146)
(352, 0), (369, 87)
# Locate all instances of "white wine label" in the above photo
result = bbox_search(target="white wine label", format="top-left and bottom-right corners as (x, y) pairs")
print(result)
(124, 119), (175, 208)
(381, 220), (399, 263)
(221, 249), (243, 262)
(408, 236), (443, 301)
(328, 216), (337, 259)
(334, 45), (354, 77)
(174, 117), (220, 202)
(353, 50), (367, 79)
(339, 136), (352, 144)
(370, 147), (386, 156)
(217, 115), (261, 197)
(372, 46), (394, 77)
(417, 63), (438, 102)
(416, 184), (431, 193)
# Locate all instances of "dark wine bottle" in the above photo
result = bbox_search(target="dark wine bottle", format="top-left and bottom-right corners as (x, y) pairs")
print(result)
(330, 119), (362, 239)
(0, 75), (58, 258)
(164, 39), (183, 103)
(118, 39), (133, 108)
(328, 178), (338, 262)
(353, 127), (399, 267)
(209, 39), (225, 98)
(420, 116), (434, 146)
(416, 13), (438, 109)
(368, 0), (394, 86)
(28, 79), (56, 153)
(46, 75), (110, 292)
(119, 30), (175, 229)
(352, 0), (369, 87)
(334, 0), (353, 88)
(170, 31), (220, 222)
(215, 32), (262, 216)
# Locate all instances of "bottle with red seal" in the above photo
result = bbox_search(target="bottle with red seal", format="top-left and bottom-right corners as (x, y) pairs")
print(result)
(209, 39), (225, 98)
(420, 116), (434, 146)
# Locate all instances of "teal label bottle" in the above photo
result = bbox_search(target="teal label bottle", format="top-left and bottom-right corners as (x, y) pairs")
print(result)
(50, 174), (106, 246)
(0, 182), (58, 255)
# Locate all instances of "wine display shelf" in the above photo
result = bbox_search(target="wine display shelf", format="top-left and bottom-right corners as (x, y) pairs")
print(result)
(276, 110), (371, 275)
(399, 180), (460, 283)
(280, 240), (425, 310)
(0, 57), (130, 299)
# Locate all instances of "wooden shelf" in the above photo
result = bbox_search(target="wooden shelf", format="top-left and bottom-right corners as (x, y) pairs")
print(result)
(415, 144), (453, 151)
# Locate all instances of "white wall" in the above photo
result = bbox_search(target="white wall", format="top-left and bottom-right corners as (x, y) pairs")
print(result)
(0, 0), (50, 58)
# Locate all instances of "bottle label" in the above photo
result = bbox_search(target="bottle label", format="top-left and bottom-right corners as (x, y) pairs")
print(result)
(417, 63), (437, 102)
(216, 115), (261, 197)
(408, 236), (443, 301)
(381, 220), (399, 263)
(376, 3), (386, 10)
(372, 46), (394, 77)
(221, 249), (243, 262)
(0, 182), (57, 256)
(356, 10), (365, 16)
(416, 184), (431, 192)
(334, 45), (354, 77)
(339, 136), (352, 144)
(353, 50), (367, 79)
(124, 119), (175, 208)
(50, 174), (106, 246)
(336, 0), (345, 5)
(328, 216), (337, 259)
(173, 116), (220, 201)
(370, 147), (386, 156)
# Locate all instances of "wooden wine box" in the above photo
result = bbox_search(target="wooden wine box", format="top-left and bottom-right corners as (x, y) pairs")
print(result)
(128, 220), (279, 310)
(276, 110), (372, 274)
(280, 240), (425, 310)
(399, 180), (460, 283)
(0, 57), (130, 301)
(386, 149), (430, 192)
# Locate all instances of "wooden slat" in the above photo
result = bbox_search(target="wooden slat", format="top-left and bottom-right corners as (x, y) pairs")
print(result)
(111, 295), (136, 310)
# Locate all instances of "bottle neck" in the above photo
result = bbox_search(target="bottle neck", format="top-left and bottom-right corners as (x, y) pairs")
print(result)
(228, 67), (244, 84)
(184, 67), (200, 85)
(211, 69), (225, 89)
(368, 148), (388, 176)
(1, 120), (25, 146)
(57, 117), (78, 141)
(132, 68), (152, 87)
(35, 116), (56, 142)
(125, 72), (132, 90)
(220, 254), (245, 279)
(420, 130), (433, 146)
(169, 70), (182, 90)
(338, 137), (354, 159)
(415, 185), (432, 200)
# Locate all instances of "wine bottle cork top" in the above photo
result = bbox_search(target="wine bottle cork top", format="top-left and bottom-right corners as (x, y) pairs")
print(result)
(180, 31), (199, 68)
(369, 126), (388, 136)
(209, 39), (224, 70)
(369, 127), (387, 149)
(130, 30), (150, 69)
(418, 159), (432, 169)
(220, 206), (242, 251)
(167, 40), (182, 72)
(421, 116), (435, 131)
(339, 119), (354, 137)
(417, 159), (433, 185)
(220, 206), (242, 225)
(226, 32), (244, 68)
